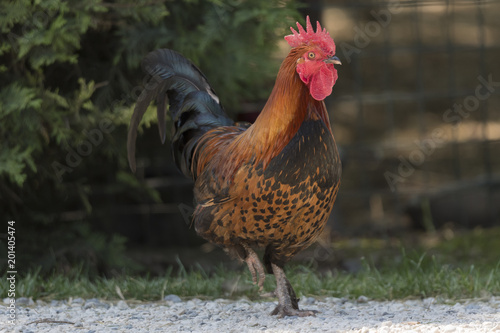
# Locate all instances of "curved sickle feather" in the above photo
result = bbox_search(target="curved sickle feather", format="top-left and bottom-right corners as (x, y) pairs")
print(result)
(127, 49), (232, 176)
(127, 82), (161, 173)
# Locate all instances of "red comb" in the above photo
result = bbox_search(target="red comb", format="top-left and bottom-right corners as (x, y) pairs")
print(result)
(285, 16), (335, 56)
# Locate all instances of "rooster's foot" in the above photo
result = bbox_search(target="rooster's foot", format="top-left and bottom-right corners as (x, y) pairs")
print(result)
(242, 244), (266, 291)
(270, 262), (317, 317)
(270, 304), (317, 318)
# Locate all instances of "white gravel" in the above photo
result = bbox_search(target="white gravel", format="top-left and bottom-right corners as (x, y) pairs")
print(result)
(1, 296), (499, 332)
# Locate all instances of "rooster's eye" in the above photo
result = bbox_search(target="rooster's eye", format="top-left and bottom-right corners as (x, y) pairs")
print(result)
(308, 52), (315, 59)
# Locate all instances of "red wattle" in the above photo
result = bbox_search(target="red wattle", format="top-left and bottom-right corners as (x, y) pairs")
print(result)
(309, 65), (336, 101)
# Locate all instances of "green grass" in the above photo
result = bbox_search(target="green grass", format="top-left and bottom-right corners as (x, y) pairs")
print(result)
(290, 252), (500, 300)
(4, 228), (500, 302)
(3, 250), (500, 302)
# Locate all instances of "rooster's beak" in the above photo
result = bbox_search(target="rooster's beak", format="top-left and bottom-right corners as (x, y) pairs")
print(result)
(324, 56), (341, 65)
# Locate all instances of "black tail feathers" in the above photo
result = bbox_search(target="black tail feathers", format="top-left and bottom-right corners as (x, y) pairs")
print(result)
(127, 49), (233, 178)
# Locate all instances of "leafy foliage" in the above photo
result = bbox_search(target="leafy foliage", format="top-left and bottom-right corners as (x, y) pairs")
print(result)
(0, 0), (300, 275)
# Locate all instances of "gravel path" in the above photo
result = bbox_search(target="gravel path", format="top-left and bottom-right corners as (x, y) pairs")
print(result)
(2, 296), (499, 332)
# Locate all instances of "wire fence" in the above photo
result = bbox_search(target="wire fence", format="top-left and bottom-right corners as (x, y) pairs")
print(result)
(322, 0), (500, 234)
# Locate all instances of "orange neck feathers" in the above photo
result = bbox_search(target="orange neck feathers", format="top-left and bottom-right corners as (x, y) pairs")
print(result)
(195, 46), (332, 181)
(240, 46), (332, 168)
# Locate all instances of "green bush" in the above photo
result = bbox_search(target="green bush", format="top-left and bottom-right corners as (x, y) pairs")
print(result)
(0, 0), (300, 275)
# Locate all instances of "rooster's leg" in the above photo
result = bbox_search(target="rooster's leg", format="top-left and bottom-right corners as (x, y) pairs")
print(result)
(242, 244), (266, 291)
(270, 263), (316, 317)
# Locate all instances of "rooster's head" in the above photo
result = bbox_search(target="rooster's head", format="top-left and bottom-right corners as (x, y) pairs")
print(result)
(285, 16), (341, 101)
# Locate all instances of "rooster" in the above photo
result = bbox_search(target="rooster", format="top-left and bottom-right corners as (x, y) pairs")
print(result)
(128, 16), (342, 317)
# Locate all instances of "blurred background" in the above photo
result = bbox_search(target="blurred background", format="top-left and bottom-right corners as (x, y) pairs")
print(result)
(1, 0), (499, 276)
